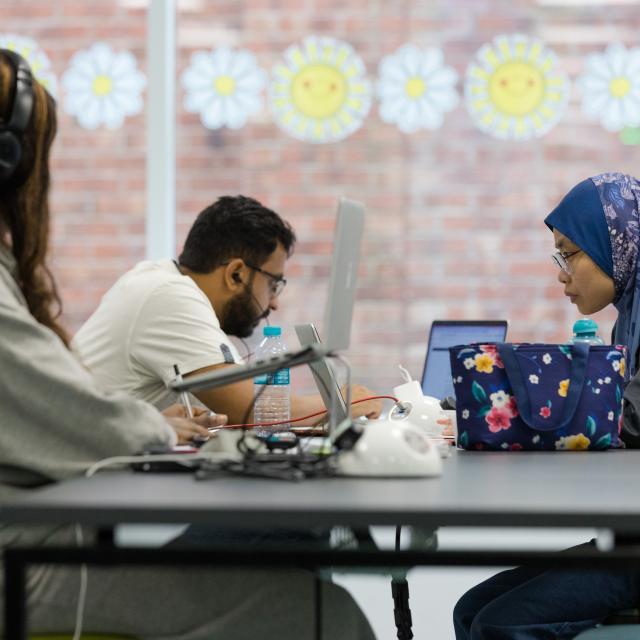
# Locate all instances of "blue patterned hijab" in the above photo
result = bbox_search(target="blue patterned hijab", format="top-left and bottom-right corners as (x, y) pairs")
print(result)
(544, 172), (640, 375)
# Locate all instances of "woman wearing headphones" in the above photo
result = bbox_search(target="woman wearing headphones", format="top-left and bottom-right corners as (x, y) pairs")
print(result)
(453, 173), (640, 640)
(0, 49), (374, 639)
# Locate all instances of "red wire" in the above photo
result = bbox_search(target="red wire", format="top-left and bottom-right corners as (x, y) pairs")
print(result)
(221, 394), (399, 430)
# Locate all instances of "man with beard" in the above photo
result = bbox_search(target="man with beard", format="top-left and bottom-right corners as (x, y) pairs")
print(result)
(73, 195), (382, 425)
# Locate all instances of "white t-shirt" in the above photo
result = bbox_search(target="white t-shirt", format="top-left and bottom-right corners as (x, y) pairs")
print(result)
(72, 259), (242, 409)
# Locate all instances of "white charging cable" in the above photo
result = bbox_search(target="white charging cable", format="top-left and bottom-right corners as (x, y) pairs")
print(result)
(84, 450), (236, 478)
(70, 449), (236, 638)
(398, 364), (413, 383)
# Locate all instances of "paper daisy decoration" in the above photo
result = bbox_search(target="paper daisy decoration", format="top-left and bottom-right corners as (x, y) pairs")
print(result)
(0, 33), (57, 98)
(181, 47), (266, 130)
(465, 34), (570, 140)
(577, 43), (640, 132)
(270, 36), (372, 143)
(61, 42), (146, 130)
(377, 45), (459, 133)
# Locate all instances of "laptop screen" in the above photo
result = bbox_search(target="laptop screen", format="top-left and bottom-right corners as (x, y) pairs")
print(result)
(322, 197), (365, 352)
(295, 323), (349, 424)
(421, 320), (508, 400)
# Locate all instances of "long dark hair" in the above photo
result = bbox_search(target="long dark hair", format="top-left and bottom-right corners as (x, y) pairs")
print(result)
(0, 52), (68, 346)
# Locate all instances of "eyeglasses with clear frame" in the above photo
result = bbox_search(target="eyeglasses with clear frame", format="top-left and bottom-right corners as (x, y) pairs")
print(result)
(551, 249), (582, 275)
(244, 262), (287, 297)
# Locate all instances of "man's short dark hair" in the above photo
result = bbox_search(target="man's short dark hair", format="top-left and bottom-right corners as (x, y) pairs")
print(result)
(178, 195), (296, 273)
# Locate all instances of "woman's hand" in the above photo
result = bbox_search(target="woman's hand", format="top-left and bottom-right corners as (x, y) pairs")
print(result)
(438, 417), (455, 442)
(162, 404), (228, 444)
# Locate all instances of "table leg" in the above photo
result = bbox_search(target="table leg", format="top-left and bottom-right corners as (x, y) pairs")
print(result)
(314, 573), (322, 640)
(5, 548), (27, 640)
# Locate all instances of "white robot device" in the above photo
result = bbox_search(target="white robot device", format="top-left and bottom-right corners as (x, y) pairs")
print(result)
(295, 324), (444, 478)
(334, 414), (443, 477)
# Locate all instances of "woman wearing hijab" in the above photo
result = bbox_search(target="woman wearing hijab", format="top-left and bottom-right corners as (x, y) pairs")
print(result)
(0, 49), (375, 639)
(453, 172), (640, 640)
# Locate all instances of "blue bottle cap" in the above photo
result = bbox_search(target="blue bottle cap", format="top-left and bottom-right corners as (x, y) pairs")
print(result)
(263, 326), (281, 336)
(573, 318), (598, 336)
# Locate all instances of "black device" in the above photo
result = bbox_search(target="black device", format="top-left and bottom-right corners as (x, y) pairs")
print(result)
(440, 396), (456, 410)
(256, 431), (299, 451)
(131, 444), (201, 473)
(131, 458), (200, 473)
(0, 49), (34, 183)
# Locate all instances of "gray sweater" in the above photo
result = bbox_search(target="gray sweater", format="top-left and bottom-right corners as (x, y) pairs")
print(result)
(0, 244), (174, 547)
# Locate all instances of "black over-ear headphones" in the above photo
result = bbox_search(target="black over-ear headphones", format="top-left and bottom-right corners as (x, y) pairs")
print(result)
(0, 49), (34, 183)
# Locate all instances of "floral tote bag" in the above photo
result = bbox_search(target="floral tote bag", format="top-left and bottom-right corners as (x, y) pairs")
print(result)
(449, 342), (626, 451)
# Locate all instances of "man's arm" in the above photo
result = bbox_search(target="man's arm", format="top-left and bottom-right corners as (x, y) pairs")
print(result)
(186, 362), (325, 426)
(291, 386), (383, 425)
(186, 363), (255, 426)
(186, 362), (383, 427)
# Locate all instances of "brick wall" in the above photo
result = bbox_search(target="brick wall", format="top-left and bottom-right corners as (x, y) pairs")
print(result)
(1, 0), (149, 331)
(5, 0), (637, 395)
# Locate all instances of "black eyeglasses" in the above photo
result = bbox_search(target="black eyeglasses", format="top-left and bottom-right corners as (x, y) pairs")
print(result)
(244, 262), (287, 297)
(551, 249), (582, 275)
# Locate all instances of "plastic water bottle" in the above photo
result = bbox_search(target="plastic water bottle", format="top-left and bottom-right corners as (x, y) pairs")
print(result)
(568, 318), (604, 345)
(253, 326), (290, 435)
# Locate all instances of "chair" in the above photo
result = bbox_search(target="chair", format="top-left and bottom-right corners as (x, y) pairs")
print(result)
(30, 635), (136, 640)
(602, 608), (640, 625)
(573, 626), (640, 639)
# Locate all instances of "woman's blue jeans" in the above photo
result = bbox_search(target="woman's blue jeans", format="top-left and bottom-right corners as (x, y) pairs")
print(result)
(453, 544), (640, 640)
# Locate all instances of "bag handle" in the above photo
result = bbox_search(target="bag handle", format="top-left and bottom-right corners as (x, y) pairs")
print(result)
(496, 342), (590, 432)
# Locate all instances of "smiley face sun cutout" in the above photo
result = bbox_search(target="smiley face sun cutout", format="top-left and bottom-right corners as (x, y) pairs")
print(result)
(489, 61), (544, 117)
(291, 64), (345, 120)
(270, 36), (372, 143)
(465, 34), (570, 140)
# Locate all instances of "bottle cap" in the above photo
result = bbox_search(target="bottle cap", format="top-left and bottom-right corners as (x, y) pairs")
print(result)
(573, 318), (598, 336)
(263, 326), (281, 336)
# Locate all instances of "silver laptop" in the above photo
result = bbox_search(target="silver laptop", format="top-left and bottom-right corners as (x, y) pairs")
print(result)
(173, 197), (365, 393)
(295, 323), (349, 424)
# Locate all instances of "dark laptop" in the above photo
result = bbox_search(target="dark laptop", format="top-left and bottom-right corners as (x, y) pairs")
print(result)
(421, 320), (508, 400)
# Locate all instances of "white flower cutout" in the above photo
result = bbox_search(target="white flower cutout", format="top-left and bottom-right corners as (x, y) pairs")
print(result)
(465, 34), (570, 140)
(377, 45), (458, 133)
(62, 42), (145, 130)
(577, 43), (640, 132)
(270, 36), (372, 143)
(0, 33), (57, 98)
(529, 374), (539, 384)
(181, 47), (266, 130)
